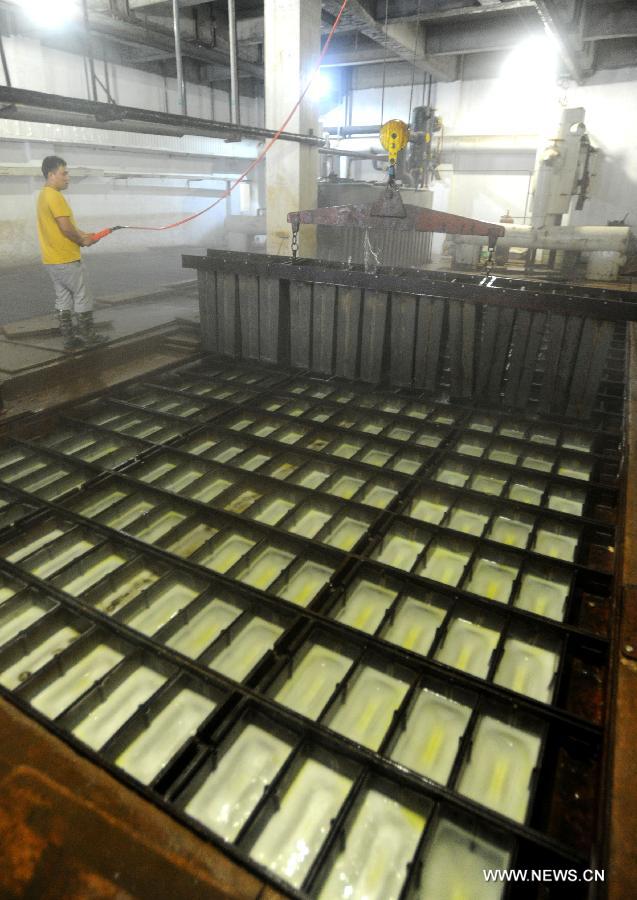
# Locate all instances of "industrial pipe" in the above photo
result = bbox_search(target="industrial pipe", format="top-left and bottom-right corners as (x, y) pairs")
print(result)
(324, 125), (383, 136)
(227, 0), (240, 124)
(324, 127), (539, 152)
(448, 224), (632, 253)
(81, 0), (98, 102)
(321, 146), (388, 161)
(0, 34), (11, 87)
(172, 0), (187, 116)
(441, 134), (539, 153)
(0, 86), (324, 145)
(448, 224), (634, 280)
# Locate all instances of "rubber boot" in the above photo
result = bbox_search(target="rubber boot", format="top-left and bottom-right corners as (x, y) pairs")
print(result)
(58, 310), (82, 350)
(77, 311), (106, 346)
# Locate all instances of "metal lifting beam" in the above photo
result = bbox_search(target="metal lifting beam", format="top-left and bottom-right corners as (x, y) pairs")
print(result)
(287, 202), (505, 245)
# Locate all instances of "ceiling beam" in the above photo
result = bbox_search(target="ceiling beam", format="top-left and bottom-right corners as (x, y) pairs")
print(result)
(128, 0), (205, 8)
(90, 13), (264, 76)
(584, 3), (637, 42)
(426, 11), (542, 55)
(533, 0), (585, 82)
(0, 2), (263, 77)
(236, 16), (265, 44)
(593, 36), (637, 69)
(375, 0), (536, 25)
(322, 0), (456, 79)
(321, 47), (403, 67)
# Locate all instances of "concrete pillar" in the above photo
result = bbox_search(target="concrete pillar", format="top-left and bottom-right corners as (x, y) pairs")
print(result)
(264, 0), (321, 257)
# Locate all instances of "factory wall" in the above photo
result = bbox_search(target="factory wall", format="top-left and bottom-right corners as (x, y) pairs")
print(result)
(320, 71), (538, 242)
(321, 63), (637, 251)
(435, 67), (637, 231)
(2, 29), (637, 271)
(0, 35), (263, 268)
(567, 69), (637, 228)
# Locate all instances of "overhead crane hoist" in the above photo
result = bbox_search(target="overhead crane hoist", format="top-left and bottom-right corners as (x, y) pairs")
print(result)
(288, 118), (505, 268)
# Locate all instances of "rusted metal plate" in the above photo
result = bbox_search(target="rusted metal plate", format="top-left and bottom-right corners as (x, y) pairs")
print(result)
(502, 309), (531, 407)
(475, 305), (498, 399)
(447, 301), (462, 398)
(539, 313), (567, 413)
(192, 251), (625, 418)
(448, 301), (476, 400)
(0, 342), (64, 374)
(197, 270), (217, 354)
(359, 289), (389, 383)
(334, 287), (362, 380)
(389, 292), (417, 386)
(554, 316), (584, 414)
(311, 282), (336, 375)
(414, 296), (445, 391)
(368, 183), (407, 218)
(2, 313), (61, 339)
(259, 277), (281, 366)
(0, 331), (201, 427)
(486, 307), (515, 404)
(238, 274), (260, 361)
(620, 586), (637, 660)
(460, 303), (476, 399)
(513, 311), (547, 408)
(567, 320), (615, 420)
(218, 272), (239, 358)
(186, 249), (637, 323)
(288, 202), (505, 241)
(608, 322), (637, 900)
(0, 699), (282, 900)
(289, 281), (312, 370)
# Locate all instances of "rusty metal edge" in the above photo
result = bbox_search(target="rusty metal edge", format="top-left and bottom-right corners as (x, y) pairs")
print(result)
(0, 330), (202, 437)
(605, 322), (637, 899)
(0, 696), (285, 900)
(182, 251), (637, 323)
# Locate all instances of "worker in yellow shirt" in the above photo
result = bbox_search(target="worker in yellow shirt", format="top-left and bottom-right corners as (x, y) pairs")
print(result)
(37, 155), (104, 349)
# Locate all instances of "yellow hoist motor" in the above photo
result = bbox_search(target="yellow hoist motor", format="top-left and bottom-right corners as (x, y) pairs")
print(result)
(379, 119), (410, 172)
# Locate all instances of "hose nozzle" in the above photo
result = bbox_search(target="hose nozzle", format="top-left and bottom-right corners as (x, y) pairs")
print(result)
(90, 225), (123, 242)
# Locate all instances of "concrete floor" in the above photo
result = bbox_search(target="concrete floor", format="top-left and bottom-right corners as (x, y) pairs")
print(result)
(0, 279), (201, 418)
(0, 242), (202, 417)
(1, 287), (199, 372)
(0, 245), (206, 326)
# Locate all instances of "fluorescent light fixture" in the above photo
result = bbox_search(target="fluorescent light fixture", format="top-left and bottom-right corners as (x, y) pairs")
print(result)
(501, 35), (559, 89)
(489, 35), (561, 133)
(310, 70), (333, 101)
(15, 0), (81, 28)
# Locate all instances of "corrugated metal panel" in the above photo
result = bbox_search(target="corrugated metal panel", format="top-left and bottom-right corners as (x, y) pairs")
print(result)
(192, 252), (627, 418)
(317, 182), (433, 269)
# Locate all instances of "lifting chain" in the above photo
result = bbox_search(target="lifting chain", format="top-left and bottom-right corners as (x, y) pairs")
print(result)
(291, 224), (299, 260)
(485, 230), (498, 276)
(485, 245), (495, 276)
(363, 228), (381, 273)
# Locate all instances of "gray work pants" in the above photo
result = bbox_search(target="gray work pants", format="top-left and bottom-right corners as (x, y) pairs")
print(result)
(44, 260), (93, 314)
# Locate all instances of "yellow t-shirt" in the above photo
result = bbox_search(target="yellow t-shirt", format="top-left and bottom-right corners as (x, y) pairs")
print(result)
(36, 186), (81, 265)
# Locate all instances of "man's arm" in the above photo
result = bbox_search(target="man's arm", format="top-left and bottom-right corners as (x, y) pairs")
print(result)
(55, 216), (96, 247)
